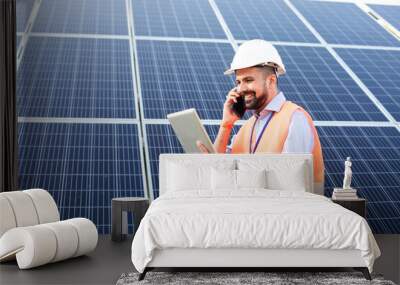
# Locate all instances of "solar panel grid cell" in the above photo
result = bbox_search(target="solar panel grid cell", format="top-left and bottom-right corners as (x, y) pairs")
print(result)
(137, 40), (236, 120)
(17, 36), (22, 49)
(17, 37), (136, 118)
(18, 123), (145, 234)
(16, 0), (35, 33)
(291, 0), (400, 47)
(32, 0), (128, 35)
(369, 4), (400, 31)
(216, 0), (319, 43)
(133, 0), (226, 38)
(276, 45), (387, 121)
(335, 48), (400, 121)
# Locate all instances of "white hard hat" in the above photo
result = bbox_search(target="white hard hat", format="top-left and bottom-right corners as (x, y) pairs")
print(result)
(224, 39), (286, 76)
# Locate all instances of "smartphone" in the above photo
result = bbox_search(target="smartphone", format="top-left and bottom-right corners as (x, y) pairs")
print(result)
(231, 95), (246, 118)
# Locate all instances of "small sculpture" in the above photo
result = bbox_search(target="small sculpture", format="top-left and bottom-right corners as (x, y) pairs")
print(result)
(342, 157), (352, 190)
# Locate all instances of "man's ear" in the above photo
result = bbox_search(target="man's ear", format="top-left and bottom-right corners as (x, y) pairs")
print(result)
(265, 74), (276, 88)
(269, 74), (277, 86)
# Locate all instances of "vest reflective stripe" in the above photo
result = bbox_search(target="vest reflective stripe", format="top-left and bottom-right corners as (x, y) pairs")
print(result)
(231, 101), (324, 183)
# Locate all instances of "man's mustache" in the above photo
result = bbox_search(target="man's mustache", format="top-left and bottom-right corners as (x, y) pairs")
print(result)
(240, 91), (256, 97)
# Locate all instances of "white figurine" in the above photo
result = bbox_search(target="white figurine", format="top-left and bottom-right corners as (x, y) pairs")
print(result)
(342, 157), (352, 190)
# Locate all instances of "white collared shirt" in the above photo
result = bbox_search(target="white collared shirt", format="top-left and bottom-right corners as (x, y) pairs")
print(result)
(226, 92), (314, 153)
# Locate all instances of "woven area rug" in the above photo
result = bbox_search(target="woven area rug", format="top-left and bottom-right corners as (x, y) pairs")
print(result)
(116, 271), (396, 285)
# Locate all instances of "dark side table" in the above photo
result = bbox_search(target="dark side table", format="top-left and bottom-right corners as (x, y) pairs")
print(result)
(332, 198), (366, 218)
(111, 197), (149, 242)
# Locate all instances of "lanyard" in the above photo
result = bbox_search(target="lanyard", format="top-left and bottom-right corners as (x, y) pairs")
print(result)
(249, 112), (275, 154)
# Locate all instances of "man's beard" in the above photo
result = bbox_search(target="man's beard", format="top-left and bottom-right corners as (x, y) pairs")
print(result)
(242, 91), (268, 110)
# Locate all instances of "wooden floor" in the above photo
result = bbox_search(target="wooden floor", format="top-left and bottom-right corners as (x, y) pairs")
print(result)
(1, 234), (398, 284)
(0, 235), (134, 285)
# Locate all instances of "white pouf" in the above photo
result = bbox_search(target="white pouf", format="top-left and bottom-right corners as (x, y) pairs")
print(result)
(0, 189), (98, 269)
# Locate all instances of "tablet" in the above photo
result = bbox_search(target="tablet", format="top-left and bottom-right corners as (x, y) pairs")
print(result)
(167, 108), (216, 153)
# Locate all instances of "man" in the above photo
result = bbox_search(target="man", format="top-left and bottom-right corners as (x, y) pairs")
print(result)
(197, 39), (325, 193)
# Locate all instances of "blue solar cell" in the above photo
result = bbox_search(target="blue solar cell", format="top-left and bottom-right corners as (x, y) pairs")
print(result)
(132, 0), (226, 38)
(17, 0), (35, 33)
(32, 0), (128, 34)
(370, 5), (400, 31)
(17, 36), (21, 49)
(292, 0), (400, 47)
(216, 0), (318, 43)
(319, 126), (400, 234)
(17, 37), (136, 118)
(276, 46), (386, 121)
(335, 48), (400, 121)
(137, 40), (236, 120)
(145, 124), (240, 198)
(18, 123), (145, 234)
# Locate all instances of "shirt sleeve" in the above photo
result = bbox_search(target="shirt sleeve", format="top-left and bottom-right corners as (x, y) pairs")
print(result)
(282, 110), (314, 153)
(226, 134), (236, 153)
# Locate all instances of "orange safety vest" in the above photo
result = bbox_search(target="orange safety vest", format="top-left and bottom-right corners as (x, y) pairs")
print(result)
(231, 101), (324, 184)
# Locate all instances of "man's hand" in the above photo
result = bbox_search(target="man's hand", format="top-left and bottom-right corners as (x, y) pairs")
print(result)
(196, 140), (211, 154)
(222, 87), (241, 128)
(196, 88), (241, 154)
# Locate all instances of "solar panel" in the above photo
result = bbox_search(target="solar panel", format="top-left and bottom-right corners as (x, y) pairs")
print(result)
(369, 4), (400, 31)
(17, 36), (21, 49)
(17, 37), (136, 118)
(276, 45), (387, 121)
(16, 0), (35, 33)
(32, 0), (128, 35)
(292, 0), (400, 47)
(136, 40), (236, 120)
(145, 123), (240, 198)
(136, 41), (387, 121)
(335, 48), (400, 121)
(216, 0), (318, 43)
(18, 123), (145, 234)
(132, 0), (226, 39)
(319, 126), (400, 234)
(16, 0), (400, 235)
